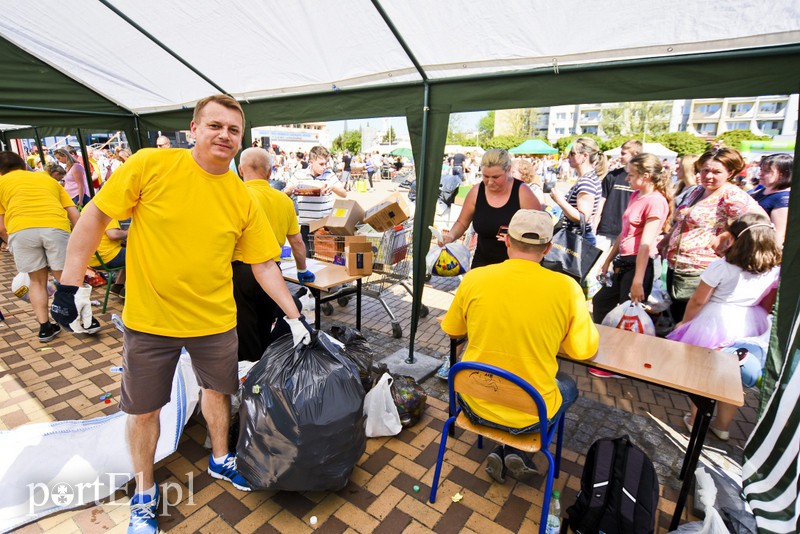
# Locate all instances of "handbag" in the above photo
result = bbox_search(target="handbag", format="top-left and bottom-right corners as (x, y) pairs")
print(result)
(542, 214), (602, 282)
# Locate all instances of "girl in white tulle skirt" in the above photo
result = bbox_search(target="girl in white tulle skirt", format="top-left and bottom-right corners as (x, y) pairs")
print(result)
(668, 213), (781, 440)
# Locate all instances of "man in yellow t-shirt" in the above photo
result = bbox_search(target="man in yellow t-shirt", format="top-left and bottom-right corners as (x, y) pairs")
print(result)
(0, 151), (80, 342)
(51, 95), (311, 533)
(233, 146), (314, 361)
(441, 210), (599, 484)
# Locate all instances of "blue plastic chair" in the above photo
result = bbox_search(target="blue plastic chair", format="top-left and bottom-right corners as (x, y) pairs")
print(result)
(429, 361), (565, 534)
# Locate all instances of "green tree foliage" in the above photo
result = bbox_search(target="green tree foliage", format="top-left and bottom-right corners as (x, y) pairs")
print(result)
(600, 101), (671, 139)
(715, 129), (771, 149)
(654, 132), (707, 156)
(478, 111), (495, 140)
(482, 135), (527, 151)
(447, 131), (476, 146)
(381, 126), (397, 144)
(332, 130), (361, 154)
(600, 136), (640, 152)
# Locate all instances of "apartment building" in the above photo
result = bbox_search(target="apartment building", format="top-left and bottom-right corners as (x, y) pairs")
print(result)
(495, 94), (798, 142)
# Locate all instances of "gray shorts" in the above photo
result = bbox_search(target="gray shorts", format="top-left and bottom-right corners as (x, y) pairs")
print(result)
(8, 227), (70, 272)
(119, 327), (239, 414)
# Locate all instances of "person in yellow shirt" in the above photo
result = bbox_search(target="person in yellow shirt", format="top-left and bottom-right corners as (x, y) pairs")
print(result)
(233, 147), (314, 361)
(441, 209), (599, 484)
(51, 95), (311, 534)
(88, 219), (128, 297)
(0, 151), (81, 342)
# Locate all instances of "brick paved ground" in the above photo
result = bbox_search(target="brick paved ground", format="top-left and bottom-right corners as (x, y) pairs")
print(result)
(0, 233), (758, 532)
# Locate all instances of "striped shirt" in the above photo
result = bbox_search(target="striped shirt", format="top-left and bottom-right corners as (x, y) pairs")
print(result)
(565, 170), (602, 229)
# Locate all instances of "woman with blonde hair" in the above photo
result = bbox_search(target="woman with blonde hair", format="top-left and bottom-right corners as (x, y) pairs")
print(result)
(549, 137), (608, 246)
(510, 159), (545, 205)
(53, 148), (91, 207)
(673, 154), (699, 208)
(440, 148), (541, 268)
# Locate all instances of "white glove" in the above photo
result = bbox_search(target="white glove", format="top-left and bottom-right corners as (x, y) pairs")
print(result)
(70, 285), (94, 333)
(285, 317), (311, 346)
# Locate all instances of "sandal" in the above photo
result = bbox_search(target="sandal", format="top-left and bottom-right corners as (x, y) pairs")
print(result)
(709, 427), (730, 441)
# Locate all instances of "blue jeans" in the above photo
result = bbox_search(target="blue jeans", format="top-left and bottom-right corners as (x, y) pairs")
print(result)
(103, 248), (126, 269)
(459, 372), (578, 435)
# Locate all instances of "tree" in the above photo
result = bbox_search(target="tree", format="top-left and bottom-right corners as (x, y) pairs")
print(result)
(332, 130), (361, 154)
(654, 132), (707, 156)
(715, 129), (771, 150)
(478, 111), (495, 140)
(600, 101), (671, 139)
(600, 135), (639, 152)
(381, 126), (397, 144)
(482, 135), (526, 151)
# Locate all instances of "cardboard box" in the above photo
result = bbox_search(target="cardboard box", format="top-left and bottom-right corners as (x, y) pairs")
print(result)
(345, 236), (373, 276)
(363, 192), (411, 231)
(294, 181), (323, 196)
(325, 199), (364, 235)
(307, 217), (328, 234)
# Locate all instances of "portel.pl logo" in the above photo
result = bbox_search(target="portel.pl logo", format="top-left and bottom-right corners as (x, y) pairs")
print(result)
(28, 473), (194, 515)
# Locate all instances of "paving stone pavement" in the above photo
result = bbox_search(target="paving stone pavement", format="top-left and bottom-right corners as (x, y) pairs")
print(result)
(0, 241), (759, 533)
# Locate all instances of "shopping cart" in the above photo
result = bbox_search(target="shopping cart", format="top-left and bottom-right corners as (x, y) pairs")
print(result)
(307, 221), (429, 338)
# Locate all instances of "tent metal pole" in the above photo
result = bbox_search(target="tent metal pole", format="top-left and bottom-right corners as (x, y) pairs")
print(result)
(97, 0), (230, 96)
(75, 128), (95, 199)
(0, 104), (131, 117)
(370, 0), (428, 82)
(406, 81), (431, 364)
(33, 128), (46, 169)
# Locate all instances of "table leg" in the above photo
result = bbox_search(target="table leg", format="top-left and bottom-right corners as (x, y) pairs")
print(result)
(670, 396), (715, 531)
(356, 279), (362, 331)
(312, 288), (322, 330)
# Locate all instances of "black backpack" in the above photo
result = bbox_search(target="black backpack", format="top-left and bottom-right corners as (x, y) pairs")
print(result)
(565, 435), (659, 534)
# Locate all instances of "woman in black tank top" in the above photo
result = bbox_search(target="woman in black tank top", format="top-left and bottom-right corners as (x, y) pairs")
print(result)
(440, 149), (542, 269)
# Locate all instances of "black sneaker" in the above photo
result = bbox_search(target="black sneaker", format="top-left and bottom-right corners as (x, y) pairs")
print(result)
(485, 445), (507, 483)
(38, 322), (61, 343)
(85, 317), (102, 334)
(504, 448), (539, 480)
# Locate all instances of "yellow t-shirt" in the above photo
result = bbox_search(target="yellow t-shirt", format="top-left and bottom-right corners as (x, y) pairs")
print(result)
(92, 148), (280, 337)
(0, 170), (75, 234)
(232, 180), (300, 262)
(441, 259), (599, 429)
(90, 219), (123, 267)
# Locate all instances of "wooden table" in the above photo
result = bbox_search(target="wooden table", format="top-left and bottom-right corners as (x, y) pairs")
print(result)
(282, 262), (364, 330)
(445, 324), (744, 530)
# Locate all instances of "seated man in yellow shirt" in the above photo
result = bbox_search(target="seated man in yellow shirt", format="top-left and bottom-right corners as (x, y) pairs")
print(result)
(88, 219), (128, 297)
(441, 210), (599, 483)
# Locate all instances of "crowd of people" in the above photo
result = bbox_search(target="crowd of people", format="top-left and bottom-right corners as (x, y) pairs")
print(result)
(0, 97), (793, 531)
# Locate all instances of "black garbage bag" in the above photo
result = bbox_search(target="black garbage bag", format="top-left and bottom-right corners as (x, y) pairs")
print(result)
(329, 325), (375, 392)
(236, 332), (367, 491)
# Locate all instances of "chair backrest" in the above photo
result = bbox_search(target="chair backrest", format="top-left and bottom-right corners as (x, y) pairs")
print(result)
(449, 361), (555, 443)
(94, 252), (121, 271)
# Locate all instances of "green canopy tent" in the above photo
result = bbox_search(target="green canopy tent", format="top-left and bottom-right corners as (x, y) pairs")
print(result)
(2, 3), (800, 530)
(509, 139), (558, 155)
(389, 147), (414, 158)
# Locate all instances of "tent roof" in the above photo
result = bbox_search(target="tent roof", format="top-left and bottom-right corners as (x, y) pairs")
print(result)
(1, 0), (799, 123)
(510, 139), (558, 155)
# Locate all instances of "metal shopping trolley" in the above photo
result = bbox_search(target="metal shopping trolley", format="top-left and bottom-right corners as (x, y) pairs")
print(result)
(307, 221), (429, 338)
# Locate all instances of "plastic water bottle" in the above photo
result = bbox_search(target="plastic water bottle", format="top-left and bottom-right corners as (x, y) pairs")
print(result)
(546, 489), (561, 534)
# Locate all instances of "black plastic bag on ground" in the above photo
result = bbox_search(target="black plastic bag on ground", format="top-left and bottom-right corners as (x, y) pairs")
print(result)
(236, 332), (366, 492)
(329, 325), (375, 393)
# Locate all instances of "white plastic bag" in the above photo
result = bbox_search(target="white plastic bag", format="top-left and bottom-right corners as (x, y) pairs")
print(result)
(670, 468), (728, 533)
(363, 373), (402, 437)
(646, 279), (672, 313)
(426, 226), (471, 277)
(602, 300), (656, 336)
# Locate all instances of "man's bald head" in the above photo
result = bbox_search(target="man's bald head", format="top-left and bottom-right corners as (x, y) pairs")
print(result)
(239, 147), (273, 181)
(156, 135), (171, 148)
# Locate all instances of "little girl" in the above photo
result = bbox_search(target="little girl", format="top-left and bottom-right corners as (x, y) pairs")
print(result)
(669, 212), (781, 440)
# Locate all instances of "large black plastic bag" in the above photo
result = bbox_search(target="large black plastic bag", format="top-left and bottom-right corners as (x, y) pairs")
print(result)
(329, 325), (375, 392)
(236, 332), (367, 491)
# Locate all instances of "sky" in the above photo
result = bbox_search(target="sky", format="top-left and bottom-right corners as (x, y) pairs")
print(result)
(326, 111), (487, 139)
